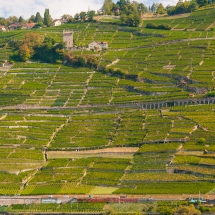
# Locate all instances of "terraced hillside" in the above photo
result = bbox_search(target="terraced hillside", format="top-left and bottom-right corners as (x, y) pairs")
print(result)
(0, 8), (215, 195)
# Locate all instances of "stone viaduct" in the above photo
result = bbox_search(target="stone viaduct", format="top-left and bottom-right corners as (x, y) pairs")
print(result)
(116, 97), (215, 109)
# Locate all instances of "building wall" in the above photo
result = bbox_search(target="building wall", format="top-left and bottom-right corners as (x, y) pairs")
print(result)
(0, 28), (6, 32)
(63, 31), (73, 49)
(53, 21), (61, 26)
(88, 42), (102, 51)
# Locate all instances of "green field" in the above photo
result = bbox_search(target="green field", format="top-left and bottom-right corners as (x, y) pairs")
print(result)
(0, 8), (215, 195)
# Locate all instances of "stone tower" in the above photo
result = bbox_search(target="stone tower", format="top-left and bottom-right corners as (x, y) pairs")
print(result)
(63, 30), (73, 50)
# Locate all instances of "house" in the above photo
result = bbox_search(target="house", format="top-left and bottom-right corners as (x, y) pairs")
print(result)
(88, 41), (108, 51)
(9, 24), (18, 30)
(63, 30), (73, 50)
(99, 41), (108, 49)
(52, 20), (62, 27)
(21, 23), (36, 29)
(88, 41), (101, 51)
(0, 26), (6, 32)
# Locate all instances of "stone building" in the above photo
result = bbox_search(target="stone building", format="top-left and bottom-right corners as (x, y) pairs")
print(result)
(63, 30), (73, 50)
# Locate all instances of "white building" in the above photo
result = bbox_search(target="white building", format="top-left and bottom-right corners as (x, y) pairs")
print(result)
(88, 41), (108, 51)
(63, 30), (74, 50)
(52, 20), (62, 27)
(0, 26), (6, 32)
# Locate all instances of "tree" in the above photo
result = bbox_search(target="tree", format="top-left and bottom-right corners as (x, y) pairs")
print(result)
(28, 15), (35, 23)
(0, 17), (8, 26)
(196, 0), (209, 6)
(126, 13), (140, 27)
(44, 9), (52, 26)
(197, 138), (206, 145)
(35, 12), (43, 23)
(7, 16), (18, 23)
(74, 13), (80, 21)
(34, 23), (44, 28)
(61, 14), (72, 22)
(54, 42), (65, 61)
(138, 3), (148, 15)
(43, 36), (56, 45)
(156, 3), (166, 14)
(68, 17), (75, 23)
(166, 4), (172, 10)
(77, 56), (86, 67)
(80, 11), (87, 21)
(87, 10), (95, 22)
(151, 2), (159, 13)
(188, 1), (198, 12)
(18, 16), (25, 23)
(34, 36), (64, 63)
(117, 0), (128, 9)
(158, 206), (174, 215)
(120, 14), (127, 23)
(206, 91), (215, 97)
(24, 33), (42, 47)
(17, 32), (63, 63)
(102, 0), (113, 15)
(167, 0), (199, 15)
(19, 43), (31, 61)
(175, 205), (201, 215)
(86, 56), (99, 69)
(120, 1), (141, 27)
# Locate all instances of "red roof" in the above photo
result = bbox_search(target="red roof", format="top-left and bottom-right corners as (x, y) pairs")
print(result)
(26, 23), (35, 27)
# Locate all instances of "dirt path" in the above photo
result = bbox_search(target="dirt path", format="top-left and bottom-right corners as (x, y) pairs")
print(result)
(48, 147), (139, 157)
(106, 59), (120, 68)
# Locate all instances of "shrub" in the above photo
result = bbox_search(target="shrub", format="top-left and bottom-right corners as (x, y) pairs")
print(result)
(206, 91), (215, 97)
(197, 138), (206, 145)
(175, 204), (201, 215)
(64, 54), (99, 69)
(103, 205), (114, 215)
(158, 206), (174, 215)
(146, 23), (171, 30)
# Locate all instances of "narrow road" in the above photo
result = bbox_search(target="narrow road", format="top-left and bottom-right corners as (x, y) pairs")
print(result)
(1, 193), (215, 206)
(0, 96), (214, 111)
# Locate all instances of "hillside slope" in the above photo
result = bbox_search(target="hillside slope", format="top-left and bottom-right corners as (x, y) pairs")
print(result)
(0, 9), (214, 195)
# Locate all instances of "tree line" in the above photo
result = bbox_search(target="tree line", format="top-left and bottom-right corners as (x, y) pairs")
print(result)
(150, 0), (215, 16)
(102, 0), (147, 27)
(10, 33), (64, 63)
(10, 32), (99, 70)
(102, 0), (215, 24)
(0, 9), (51, 27)
(0, 9), (96, 28)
